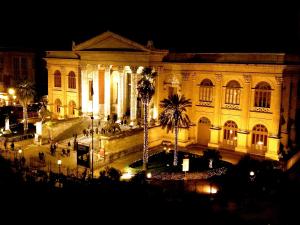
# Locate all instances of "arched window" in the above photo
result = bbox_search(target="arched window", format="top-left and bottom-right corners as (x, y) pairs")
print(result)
(68, 71), (76, 89)
(254, 82), (271, 108)
(199, 79), (213, 103)
(69, 101), (76, 116)
(54, 70), (61, 87)
(225, 80), (241, 105)
(252, 124), (268, 150)
(223, 120), (238, 147)
(54, 99), (62, 114)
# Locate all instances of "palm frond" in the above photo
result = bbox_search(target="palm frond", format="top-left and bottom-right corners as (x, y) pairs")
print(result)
(159, 94), (192, 132)
(16, 80), (35, 106)
(137, 67), (157, 103)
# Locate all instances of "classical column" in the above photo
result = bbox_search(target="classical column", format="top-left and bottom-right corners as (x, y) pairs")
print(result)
(98, 65), (105, 117)
(289, 80), (297, 147)
(267, 76), (283, 160)
(208, 73), (222, 148)
(281, 78), (290, 150)
(104, 65), (111, 120)
(92, 66), (99, 116)
(117, 66), (124, 120)
(130, 66), (138, 125)
(81, 65), (89, 114)
(236, 75), (251, 153)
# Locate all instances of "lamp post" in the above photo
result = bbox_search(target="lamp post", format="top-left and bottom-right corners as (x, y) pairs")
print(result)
(8, 88), (15, 106)
(57, 159), (62, 176)
(91, 80), (94, 179)
(249, 170), (255, 182)
(18, 149), (22, 169)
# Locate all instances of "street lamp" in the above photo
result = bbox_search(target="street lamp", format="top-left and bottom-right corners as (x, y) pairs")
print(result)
(18, 149), (22, 169)
(146, 172), (152, 179)
(90, 79), (94, 179)
(57, 159), (62, 175)
(8, 88), (15, 95)
(8, 88), (15, 106)
(249, 170), (255, 182)
(57, 159), (62, 188)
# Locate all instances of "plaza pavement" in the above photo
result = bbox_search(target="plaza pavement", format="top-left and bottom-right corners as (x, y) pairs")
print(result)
(1, 137), (248, 179)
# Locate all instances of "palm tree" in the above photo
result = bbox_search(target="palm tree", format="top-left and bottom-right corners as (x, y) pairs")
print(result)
(137, 67), (157, 170)
(16, 80), (35, 133)
(159, 94), (192, 166)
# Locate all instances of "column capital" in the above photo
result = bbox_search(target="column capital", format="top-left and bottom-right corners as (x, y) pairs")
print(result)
(104, 65), (112, 73)
(154, 66), (164, 73)
(117, 65), (124, 73)
(243, 74), (251, 83)
(215, 73), (222, 82)
(275, 76), (284, 85)
(86, 64), (98, 71)
(130, 65), (139, 74)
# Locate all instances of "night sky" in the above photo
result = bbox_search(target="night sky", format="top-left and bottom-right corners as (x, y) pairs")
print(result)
(0, 1), (300, 52)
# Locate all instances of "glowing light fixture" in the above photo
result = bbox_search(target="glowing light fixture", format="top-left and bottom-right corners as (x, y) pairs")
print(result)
(8, 88), (15, 95)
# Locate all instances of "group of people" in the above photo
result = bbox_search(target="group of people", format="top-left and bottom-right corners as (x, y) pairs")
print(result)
(2, 139), (14, 151)
(50, 143), (58, 156)
(61, 148), (71, 157)
(50, 142), (71, 157)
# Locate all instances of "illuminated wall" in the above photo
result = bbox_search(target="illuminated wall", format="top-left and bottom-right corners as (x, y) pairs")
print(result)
(45, 31), (300, 160)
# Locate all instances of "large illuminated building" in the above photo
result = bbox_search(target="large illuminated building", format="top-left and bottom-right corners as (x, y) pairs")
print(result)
(45, 31), (300, 160)
(0, 50), (35, 106)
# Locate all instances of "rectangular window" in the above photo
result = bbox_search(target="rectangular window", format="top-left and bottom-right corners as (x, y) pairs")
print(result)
(21, 57), (28, 78)
(0, 57), (3, 72)
(13, 57), (20, 79)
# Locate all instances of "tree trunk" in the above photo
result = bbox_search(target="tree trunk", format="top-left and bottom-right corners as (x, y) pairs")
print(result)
(23, 105), (28, 133)
(174, 124), (178, 166)
(142, 100), (149, 171)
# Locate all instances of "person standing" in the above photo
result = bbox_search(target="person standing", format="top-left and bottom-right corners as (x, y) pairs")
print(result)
(4, 139), (7, 150)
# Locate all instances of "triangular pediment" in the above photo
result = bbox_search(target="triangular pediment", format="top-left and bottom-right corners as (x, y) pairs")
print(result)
(73, 31), (150, 52)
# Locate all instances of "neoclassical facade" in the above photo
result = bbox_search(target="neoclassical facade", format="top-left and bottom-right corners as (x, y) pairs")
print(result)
(45, 31), (300, 160)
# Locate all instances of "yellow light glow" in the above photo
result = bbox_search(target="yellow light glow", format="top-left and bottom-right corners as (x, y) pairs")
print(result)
(257, 141), (263, 145)
(210, 187), (218, 194)
(249, 171), (255, 176)
(203, 184), (218, 194)
(153, 107), (158, 119)
(120, 172), (133, 180)
(8, 88), (15, 95)
(57, 159), (62, 165)
(146, 172), (152, 179)
(18, 149), (22, 154)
